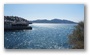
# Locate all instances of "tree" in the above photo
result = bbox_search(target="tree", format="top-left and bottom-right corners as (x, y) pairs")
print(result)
(69, 21), (84, 49)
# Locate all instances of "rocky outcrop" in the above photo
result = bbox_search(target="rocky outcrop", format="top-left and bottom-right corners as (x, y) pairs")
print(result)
(4, 16), (32, 30)
(4, 16), (30, 24)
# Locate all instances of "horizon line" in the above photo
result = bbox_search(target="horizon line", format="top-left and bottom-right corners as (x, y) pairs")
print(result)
(4, 15), (83, 22)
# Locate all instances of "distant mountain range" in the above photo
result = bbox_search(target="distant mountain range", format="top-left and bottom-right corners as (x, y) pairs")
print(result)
(31, 19), (77, 24)
(4, 16), (76, 24)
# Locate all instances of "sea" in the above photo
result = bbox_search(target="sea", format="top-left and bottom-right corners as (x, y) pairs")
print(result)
(4, 23), (77, 49)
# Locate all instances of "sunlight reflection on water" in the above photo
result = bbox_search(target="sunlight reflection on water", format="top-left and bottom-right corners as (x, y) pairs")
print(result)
(4, 23), (77, 49)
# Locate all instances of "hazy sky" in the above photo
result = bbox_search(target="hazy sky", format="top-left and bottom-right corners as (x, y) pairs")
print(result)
(4, 4), (84, 22)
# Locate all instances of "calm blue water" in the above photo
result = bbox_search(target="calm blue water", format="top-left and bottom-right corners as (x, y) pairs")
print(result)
(4, 23), (77, 49)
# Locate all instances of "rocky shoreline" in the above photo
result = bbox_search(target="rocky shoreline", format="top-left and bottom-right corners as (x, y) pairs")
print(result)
(4, 16), (32, 31)
(4, 26), (32, 31)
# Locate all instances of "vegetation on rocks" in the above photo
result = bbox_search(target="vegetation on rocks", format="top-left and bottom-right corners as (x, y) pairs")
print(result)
(4, 16), (29, 23)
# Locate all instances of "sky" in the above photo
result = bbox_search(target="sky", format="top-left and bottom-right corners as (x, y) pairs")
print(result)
(4, 4), (84, 22)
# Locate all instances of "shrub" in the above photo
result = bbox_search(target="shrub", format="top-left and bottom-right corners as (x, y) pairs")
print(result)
(69, 21), (84, 49)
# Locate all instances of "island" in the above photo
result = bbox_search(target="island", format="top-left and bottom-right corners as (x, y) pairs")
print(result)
(4, 16), (32, 30)
(31, 19), (77, 24)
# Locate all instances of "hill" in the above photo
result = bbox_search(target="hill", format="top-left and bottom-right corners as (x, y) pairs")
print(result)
(31, 19), (76, 24)
(4, 16), (32, 24)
